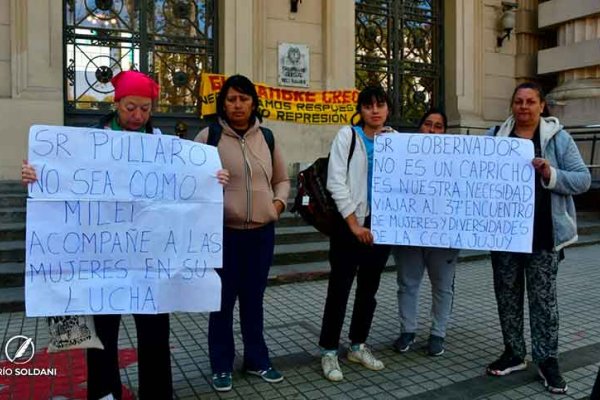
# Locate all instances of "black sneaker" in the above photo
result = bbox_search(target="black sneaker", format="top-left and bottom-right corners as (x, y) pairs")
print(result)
(487, 350), (527, 376)
(428, 335), (445, 356)
(246, 367), (284, 383)
(393, 332), (415, 353)
(538, 358), (568, 394)
(211, 372), (233, 392)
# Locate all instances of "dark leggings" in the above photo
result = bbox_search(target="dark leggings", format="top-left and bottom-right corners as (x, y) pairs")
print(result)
(87, 313), (172, 400)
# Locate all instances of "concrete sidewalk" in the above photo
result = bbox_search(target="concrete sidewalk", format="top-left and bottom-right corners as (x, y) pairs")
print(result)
(1, 244), (600, 399)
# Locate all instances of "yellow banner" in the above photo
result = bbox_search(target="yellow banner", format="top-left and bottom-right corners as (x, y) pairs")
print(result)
(200, 73), (358, 125)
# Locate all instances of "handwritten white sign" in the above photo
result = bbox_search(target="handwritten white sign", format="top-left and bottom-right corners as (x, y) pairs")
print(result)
(372, 133), (535, 253)
(26, 125), (224, 316)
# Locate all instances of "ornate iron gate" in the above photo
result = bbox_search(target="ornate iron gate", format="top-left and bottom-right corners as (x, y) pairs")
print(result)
(63, 0), (216, 137)
(355, 0), (443, 129)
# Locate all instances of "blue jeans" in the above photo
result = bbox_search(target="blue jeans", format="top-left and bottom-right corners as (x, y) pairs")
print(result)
(208, 223), (275, 374)
(393, 246), (458, 338)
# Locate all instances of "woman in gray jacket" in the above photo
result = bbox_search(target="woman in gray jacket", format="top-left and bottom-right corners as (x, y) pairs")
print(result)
(485, 82), (591, 395)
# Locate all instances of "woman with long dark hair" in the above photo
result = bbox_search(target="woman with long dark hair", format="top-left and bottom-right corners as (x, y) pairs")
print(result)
(195, 74), (290, 392)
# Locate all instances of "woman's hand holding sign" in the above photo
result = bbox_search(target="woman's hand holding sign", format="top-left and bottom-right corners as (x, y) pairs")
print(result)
(21, 160), (37, 185)
(532, 157), (551, 184)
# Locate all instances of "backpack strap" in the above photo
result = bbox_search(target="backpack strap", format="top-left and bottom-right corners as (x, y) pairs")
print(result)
(259, 127), (275, 161)
(206, 123), (275, 163)
(348, 127), (357, 169)
(207, 122), (222, 147)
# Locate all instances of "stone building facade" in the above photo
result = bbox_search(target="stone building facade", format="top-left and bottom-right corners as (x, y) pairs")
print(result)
(0, 0), (598, 179)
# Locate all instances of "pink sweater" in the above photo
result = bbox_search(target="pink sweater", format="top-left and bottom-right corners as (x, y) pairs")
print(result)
(195, 118), (290, 229)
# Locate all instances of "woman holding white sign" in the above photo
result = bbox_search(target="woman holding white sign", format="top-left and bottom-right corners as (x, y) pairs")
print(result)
(485, 82), (591, 395)
(22, 70), (230, 400)
(319, 86), (393, 382)
(392, 109), (460, 358)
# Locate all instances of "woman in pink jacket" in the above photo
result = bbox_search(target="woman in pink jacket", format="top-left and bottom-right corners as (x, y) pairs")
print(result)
(195, 74), (290, 393)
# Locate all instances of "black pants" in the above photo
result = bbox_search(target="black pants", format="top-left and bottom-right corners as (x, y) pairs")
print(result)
(209, 223), (275, 374)
(591, 367), (600, 400)
(319, 217), (391, 350)
(87, 314), (172, 400)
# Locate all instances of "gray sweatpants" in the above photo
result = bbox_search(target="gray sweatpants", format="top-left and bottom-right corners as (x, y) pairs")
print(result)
(393, 246), (459, 338)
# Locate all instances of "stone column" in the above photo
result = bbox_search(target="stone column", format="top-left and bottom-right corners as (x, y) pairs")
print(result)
(0, 0), (63, 179)
(323, 0), (355, 89)
(444, 0), (485, 127)
(538, 0), (600, 125)
(515, 0), (541, 83)
(218, 0), (254, 77)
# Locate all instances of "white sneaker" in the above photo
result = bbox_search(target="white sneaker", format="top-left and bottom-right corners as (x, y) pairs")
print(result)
(347, 344), (385, 371)
(321, 352), (344, 382)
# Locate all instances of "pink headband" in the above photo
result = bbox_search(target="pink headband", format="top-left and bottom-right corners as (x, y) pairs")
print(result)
(111, 70), (159, 101)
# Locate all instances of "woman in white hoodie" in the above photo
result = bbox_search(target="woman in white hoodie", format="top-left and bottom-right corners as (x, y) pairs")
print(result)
(318, 86), (393, 382)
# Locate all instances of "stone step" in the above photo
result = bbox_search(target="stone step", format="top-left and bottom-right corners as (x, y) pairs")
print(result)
(0, 181), (26, 195)
(0, 194), (27, 208)
(268, 250), (489, 284)
(269, 232), (600, 284)
(271, 229), (600, 267)
(578, 219), (600, 236)
(569, 232), (600, 249)
(0, 224), (324, 246)
(0, 224), (323, 244)
(1, 211), (597, 245)
(0, 287), (25, 313)
(274, 225), (326, 245)
(273, 241), (328, 266)
(279, 211), (600, 235)
(578, 211), (600, 221)
(3, 221), (599, 267)
(0, 241), (25, 263)
(0, 223), (26, 241)
(276, 211), (307, 228)
(271, 245), (485, 268)
(3, 222), (599, 248)
(0, 208), (26, 224)
(0, 263), (24, 288)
